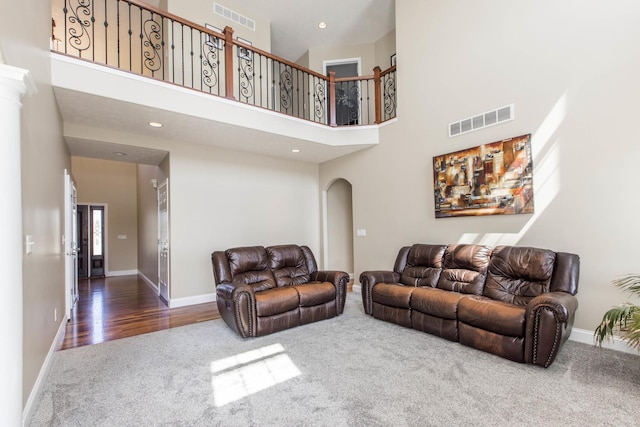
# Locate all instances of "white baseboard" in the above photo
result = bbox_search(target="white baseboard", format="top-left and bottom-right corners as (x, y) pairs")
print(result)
(138, 272), (158, 293)
(568, 328), (639, 355)
(107, 269), (138, 277)
(22, 314), (68, 426)
(352, 284), (361, 293)
(169, 293), (216, 308)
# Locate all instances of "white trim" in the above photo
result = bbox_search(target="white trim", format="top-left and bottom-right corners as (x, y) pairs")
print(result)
(352, 284), (361, 293)
(169, 293), (217, 308)
(22, 314), (68, 426)
(107, 269), (138, 277)
(321, 190), (329, 270)
(138, 271), (158, 292)
(568, 328), (639, 356)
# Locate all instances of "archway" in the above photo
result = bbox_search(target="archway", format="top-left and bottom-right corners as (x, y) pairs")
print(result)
(323, 178), (354, 277)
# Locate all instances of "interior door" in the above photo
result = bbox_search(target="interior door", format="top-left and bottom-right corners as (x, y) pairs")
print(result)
(64, 170), (79, 319)
(77, 205), (89, 278)
(158, 179), (170, 303)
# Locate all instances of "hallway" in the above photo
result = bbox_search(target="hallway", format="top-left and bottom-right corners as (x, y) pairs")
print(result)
(57, 275), (219, 350)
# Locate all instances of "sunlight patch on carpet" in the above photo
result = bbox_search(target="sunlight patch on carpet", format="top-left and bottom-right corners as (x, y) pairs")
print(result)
(210, 343), (301, 407)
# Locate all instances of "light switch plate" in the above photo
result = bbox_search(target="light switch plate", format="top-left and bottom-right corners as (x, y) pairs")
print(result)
(356, 229), (367, 237)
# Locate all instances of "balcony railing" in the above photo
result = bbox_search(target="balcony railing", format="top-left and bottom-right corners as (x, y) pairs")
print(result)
(51, 0), (397, 126)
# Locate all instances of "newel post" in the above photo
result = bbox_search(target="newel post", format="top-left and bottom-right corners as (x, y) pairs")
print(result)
(328, 70), (337, 127)
(374, 66), (382, 124)
(223, 26), (235, 100)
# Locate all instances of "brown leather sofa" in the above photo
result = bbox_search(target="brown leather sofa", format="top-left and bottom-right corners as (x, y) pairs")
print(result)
(360, 244), (579, 367)
(212, 244), (349, 337)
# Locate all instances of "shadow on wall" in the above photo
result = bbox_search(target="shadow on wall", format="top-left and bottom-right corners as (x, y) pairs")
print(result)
(457, 91), (567, 247)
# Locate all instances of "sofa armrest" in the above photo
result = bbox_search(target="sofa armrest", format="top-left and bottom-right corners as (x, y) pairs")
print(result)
(216, 282), (256, 338)
(311, 270), (349, 314)
(525, 292), (579, 367)
(359, 271), (401, 315)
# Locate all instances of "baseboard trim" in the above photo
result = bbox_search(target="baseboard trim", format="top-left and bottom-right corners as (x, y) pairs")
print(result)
(568, 328), (638, 355)
(22, 314), (68, 426)
(138, 272), (158, 293)
(107, 269), (138, 277)
(169, 293), (216, 309)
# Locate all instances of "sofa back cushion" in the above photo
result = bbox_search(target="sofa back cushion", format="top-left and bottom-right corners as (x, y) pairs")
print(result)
(437, 244), (492, 295)
(268, 244), (311, 286)
(400, 244), (446, 287)
(484, 246), (556, 305)
(226, 246), (276, 292)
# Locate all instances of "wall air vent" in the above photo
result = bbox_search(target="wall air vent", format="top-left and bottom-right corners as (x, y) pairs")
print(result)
(449, 104), (514, 137)
(214, 3), (256, 31)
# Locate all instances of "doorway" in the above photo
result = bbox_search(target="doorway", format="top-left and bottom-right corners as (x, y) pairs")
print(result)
(324, 59), (361, 126)
(77, 204), (107, 278)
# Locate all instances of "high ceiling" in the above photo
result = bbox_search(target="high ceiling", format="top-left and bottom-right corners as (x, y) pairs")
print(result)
(231, 0), (396, 61)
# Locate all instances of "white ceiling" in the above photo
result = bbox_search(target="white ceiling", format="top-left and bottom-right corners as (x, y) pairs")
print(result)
(231, 0), (396, 61)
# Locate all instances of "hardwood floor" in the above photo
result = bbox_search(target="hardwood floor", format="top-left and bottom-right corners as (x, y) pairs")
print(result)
(57, 275), (220, 351)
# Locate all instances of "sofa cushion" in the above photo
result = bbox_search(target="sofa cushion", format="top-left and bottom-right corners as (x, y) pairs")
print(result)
(268, 245), (311, 286)
(372, 283), (414, 309)
(226, 246), (276, 291)
(255, 286), (300, 317)
(458, 295), (526, 337)
(410, 287), (465, 320)
(400, 244), (446, 287)
(484, 246), (556, 305)
(437, 244), (491, 295)
(294, 282), (336, 307)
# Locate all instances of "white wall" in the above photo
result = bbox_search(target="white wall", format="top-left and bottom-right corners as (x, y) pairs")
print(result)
(168, 141), (320, 300)
(320, 0), (640, 332)
(0, 0), (69, 411)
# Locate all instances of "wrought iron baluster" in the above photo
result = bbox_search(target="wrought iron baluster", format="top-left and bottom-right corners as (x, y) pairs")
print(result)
(127, 2), (132, 71)
(201, 30), (220, 93)
(384, 72), (396, 120)
(279, 64), (292, 113)
(103, 0), (108, 64)
(116, 0), (120, 67)
(238, 47), (254, 102)
(142, 11), (162, 75)
(66, 0), (92, 57)
(313, 76), (326, 124)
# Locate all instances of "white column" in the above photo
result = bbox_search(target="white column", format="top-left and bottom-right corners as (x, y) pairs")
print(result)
(0, 60), (36, 427)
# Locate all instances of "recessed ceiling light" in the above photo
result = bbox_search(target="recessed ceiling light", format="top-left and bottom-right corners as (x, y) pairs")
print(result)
(318, 22), (327, 29)
(291, 149), (301, 153)
(148, 121), (163, 128)
(113, 152), (127, 156)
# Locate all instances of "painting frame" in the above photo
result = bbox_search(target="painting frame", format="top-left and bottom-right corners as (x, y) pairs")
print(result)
(433, 133), (534, 218)
(390, 53), (396, 67)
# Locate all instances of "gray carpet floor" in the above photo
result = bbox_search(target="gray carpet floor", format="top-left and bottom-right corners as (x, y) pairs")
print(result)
(29, 291), (640, 426)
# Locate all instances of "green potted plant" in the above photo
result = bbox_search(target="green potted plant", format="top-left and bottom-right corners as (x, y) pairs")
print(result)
(594, 274), (640, 350)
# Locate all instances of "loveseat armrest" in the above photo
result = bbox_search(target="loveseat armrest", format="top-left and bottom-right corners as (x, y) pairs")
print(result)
(216, 282), (257, 338)
(359, 271), (401, 315)
(311, 270), (349, 314)
(525, 292), (579, 367)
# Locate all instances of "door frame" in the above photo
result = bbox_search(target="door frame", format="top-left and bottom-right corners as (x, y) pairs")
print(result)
(77, 202), (109, 277)
(64, 169), (79, 319)
(322, 58), (362, 125)
(157, 178), (170, 303)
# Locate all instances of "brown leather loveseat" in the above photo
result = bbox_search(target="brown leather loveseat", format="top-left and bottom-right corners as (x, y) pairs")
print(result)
(212, 244), (349, 337)
(360, 244), (579, 367)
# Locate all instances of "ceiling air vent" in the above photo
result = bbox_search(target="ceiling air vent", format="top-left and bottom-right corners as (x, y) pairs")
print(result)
(214, 3), (256, 31)
(449, 104), (514, 137)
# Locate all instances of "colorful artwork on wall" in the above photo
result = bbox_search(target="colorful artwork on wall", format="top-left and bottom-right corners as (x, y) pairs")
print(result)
(433, 134), (534, 218)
